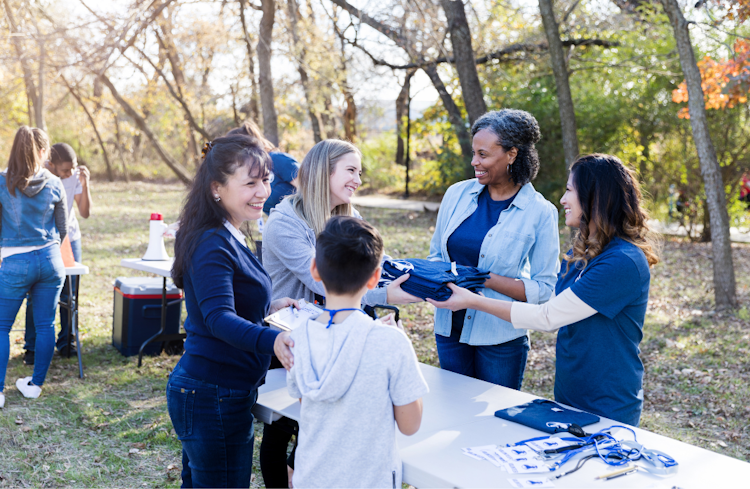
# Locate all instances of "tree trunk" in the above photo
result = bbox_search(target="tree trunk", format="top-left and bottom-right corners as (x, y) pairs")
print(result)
(423, 63), (473, 178)
(258, 0), (279, 146)
(395, 69), (415, 166)
(4, 0), (41, 128)
(110, 110), (130, 183)
(338, 22), (356, 142)
(61, 76), (113, 181)
(287, 0), (322, 142)
(660, 0), (737, 309)
(100, 74), (192, 185)
(238, 0), (260, 122)
(36, 39), (46, 130)
(538, 0), (579, 168)
(439, 0), (486, 125)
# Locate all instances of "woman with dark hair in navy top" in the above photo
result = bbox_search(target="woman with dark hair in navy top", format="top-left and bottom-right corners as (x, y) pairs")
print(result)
(167, 134), (297, 488)
(430, 154), (659, 426)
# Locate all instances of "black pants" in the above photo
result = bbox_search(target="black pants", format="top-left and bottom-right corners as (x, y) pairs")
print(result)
(260, 356), (297, 488)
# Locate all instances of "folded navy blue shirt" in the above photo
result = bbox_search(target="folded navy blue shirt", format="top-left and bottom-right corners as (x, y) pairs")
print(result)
(494, 399), (600, 434)
(379, 258), (490, 301)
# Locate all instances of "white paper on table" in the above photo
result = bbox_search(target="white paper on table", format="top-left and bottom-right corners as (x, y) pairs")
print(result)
(461, 448), (485, 461)
(509, 478), (556, 488)
(505, 461), (552, 474)
(495, 445), (537, 462)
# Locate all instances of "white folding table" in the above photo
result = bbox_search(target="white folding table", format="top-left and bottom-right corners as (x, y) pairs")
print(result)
(59, 262), (89, 379)
(253, 364), (750, 488)
(120, 258), (185, 367)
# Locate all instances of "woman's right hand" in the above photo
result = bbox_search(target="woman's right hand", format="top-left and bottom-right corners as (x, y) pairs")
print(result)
(274, 331), (295, 370)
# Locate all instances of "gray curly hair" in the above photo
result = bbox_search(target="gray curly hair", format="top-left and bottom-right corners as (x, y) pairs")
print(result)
(471, 109), (541, 186)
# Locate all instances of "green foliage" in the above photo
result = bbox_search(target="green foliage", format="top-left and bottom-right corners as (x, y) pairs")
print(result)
(359, 131), (405, 192)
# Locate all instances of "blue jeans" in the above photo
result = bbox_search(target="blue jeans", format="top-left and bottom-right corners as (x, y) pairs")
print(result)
(0, 245), (65, 390)
(24, 238), (81, 352)
(436, 323), (529, 390)
(166, 362), (258, 488)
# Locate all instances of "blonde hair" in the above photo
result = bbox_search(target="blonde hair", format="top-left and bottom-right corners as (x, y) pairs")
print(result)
(291, 139), (362, 236)
(6, 126), (49, 196)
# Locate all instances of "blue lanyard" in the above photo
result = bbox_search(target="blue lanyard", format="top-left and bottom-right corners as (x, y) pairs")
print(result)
(321, 308), (363, 328)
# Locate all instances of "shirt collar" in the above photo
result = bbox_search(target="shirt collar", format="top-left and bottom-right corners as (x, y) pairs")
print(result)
(469, 179), (535, 210)
(223, 220), (248, 248)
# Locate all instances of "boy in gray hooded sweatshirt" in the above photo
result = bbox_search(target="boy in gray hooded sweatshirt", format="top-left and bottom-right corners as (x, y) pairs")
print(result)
(287, 216), (429, 488)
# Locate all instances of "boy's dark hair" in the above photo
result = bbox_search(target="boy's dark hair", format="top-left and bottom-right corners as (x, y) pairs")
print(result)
(316, 216), (384, 296)
(50, 143), (77, 164)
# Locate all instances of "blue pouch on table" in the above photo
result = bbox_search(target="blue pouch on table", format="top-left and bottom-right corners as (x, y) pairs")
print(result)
(494, 399), (600, 434)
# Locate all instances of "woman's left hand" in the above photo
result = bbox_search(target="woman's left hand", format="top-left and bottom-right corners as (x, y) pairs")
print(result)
(426, 283), (478, 311)
(269, 297), (300, 315)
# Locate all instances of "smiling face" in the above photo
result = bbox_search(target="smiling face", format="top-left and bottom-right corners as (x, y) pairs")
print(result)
(213, 163), (271, 228)
(560, 172), (583, 228)
(471, 129), (517, 186)
(329, 152), (362, 209)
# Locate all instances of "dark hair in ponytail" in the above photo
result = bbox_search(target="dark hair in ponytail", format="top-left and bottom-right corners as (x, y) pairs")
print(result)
(6, 126), (49, 196)
(171, 135), (272, 288)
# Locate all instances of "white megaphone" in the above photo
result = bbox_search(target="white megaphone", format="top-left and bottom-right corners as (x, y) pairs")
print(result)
(142, 213), (170, 261)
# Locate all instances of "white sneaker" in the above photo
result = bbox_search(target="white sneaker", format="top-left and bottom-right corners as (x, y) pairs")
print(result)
(16, 377), (41, 399)
(0, 391), (5, 408)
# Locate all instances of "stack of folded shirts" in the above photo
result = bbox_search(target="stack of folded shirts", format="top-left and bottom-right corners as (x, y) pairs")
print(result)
(379, 258), (490, 301)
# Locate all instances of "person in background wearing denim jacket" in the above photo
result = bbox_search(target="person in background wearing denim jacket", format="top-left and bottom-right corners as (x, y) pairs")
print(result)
(428, 109), (560, 390)
(167, 135), (297, 488)
(0, 126), (68, 409)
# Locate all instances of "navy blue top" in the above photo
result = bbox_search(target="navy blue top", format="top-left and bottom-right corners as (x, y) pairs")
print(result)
(264, 152), (300, 214)
(180, 226), (280, 391)
(447, 187), (515, 331)
(554, 237), (650, 426)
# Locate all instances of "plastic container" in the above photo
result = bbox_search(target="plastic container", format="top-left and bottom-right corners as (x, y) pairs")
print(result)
(112, 277), (182, 357)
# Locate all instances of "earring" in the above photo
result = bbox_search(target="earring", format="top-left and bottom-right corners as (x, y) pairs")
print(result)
(214, 195), (221, 202)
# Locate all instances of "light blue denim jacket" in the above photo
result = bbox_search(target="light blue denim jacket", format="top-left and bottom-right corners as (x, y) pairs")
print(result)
(428, 179), (560, 346)
(0, 169), (68, 248)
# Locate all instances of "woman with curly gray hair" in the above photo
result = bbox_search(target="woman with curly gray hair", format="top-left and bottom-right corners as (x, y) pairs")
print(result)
(427, 109), (560, 389)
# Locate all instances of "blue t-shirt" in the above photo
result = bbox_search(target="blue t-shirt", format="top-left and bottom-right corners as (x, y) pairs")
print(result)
(446, 187), (515, 332)
(265, 152), (300, 214)
(554, 237), (650, 426)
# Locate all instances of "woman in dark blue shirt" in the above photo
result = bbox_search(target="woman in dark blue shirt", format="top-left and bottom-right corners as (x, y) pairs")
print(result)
(430, 154), (659, 426)
(168, 135), (297, 488)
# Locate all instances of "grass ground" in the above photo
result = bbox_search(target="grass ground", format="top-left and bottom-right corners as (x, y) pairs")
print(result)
(0, 182), (748, 487)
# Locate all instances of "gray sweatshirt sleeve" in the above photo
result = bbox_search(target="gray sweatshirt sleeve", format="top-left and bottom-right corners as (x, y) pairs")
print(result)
(54, 188), (68, 243)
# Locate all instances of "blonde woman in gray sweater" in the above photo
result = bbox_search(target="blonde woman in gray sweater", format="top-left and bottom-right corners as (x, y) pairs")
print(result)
(263, 139), (417, 307)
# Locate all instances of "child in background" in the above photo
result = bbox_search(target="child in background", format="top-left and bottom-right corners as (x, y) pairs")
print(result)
(24, 142), (92, 363)
(287, 216), (428, 488)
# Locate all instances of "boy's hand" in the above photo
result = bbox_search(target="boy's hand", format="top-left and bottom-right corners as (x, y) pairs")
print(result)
(379, 313), (404, 332)
(274, 331), (294, 370)
(385, 274), (421, 305)
(77, 165), (90, 188)
(269, 297), (300, 315)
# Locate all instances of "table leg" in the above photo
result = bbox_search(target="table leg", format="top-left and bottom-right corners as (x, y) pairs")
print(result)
(66, 276), (74, 360)
(73, 275), (83, 379)
(138, 277), (168, 367)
